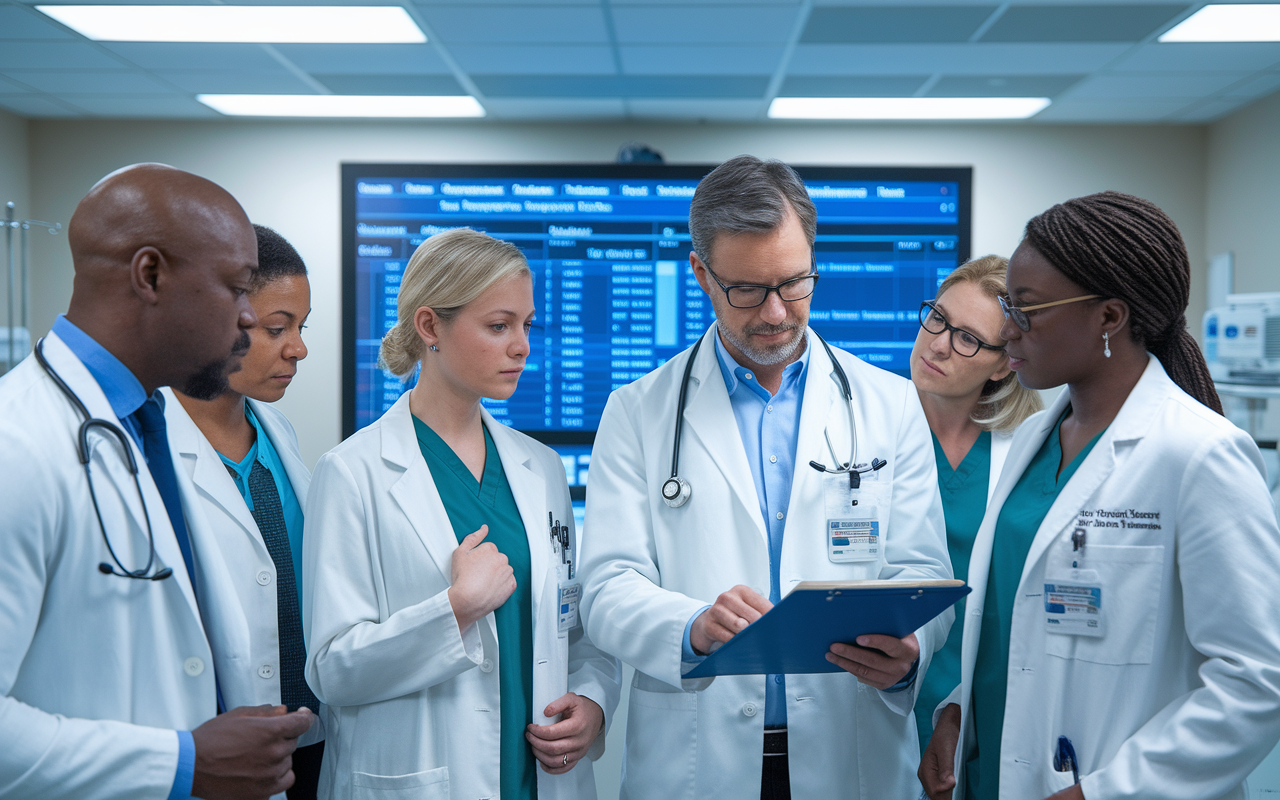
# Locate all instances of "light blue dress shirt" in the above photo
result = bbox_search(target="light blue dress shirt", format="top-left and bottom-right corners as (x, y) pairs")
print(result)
(218, 403), (307, 608)
(51, 315), (197, 800)
(681, 327), (809, 729)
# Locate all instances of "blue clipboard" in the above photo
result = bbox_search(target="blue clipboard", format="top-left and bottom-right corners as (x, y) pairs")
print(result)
(682, 579), (970, 678)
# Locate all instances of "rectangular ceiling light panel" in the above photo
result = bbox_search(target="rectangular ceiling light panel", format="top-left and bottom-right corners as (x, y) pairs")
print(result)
(36, 5), (426, 44)
(1159, 4), (1280, 42)
(198, 94), (483, 118)
(768, 97), (1050, 120)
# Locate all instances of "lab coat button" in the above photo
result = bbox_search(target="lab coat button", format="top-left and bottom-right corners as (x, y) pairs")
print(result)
(183, 657), (204, 677)
(257, 571), (272, 586)
(480, 659), (494, 673)
(742, 702), (757, 717)
(259, 664), (275, 679)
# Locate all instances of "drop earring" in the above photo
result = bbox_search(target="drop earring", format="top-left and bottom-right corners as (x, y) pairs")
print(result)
(1103, 332), (1111, 359)
(429, 344), (439, 352)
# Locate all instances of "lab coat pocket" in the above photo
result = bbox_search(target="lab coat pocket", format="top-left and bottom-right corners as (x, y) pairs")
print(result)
(623, 685), (697, 800)
(1045, 544), (1164, 665)
(351, 767), (449, 799)
(1044, 761), (1077, 795)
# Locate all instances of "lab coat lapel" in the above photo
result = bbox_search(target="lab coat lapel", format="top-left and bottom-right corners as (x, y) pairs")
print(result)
(164, 395), (262, 547)
(681, 328), (768, 545)
(1019, 357), (1166, 587)
(380, 395), (471, 595)
(484, 410), (551, 618)
(787, 331), (837, 517)
(42, 333), (204, 623)
(251, 399), (310, 509)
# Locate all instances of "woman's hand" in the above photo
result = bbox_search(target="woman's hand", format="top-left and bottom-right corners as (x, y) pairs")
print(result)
(919, 702), (960, 800)
(525, 693), (605, 775)
(447, 526), (516, 631)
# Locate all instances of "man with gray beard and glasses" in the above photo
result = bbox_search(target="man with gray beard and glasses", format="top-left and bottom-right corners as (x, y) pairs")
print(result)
(578, 155), (952, 800)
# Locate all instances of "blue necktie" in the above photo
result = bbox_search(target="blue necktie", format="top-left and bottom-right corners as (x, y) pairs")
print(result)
(241, 460), (320, 715)
(129, 395), (197, 585)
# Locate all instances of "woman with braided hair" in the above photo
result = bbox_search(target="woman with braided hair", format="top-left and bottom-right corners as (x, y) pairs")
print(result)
(920, 191), (1280, 800)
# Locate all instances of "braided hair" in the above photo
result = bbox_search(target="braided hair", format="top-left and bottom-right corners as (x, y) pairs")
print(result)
(1023, 191), (1222, 414)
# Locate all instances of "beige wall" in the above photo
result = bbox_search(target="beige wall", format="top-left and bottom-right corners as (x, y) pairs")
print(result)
(0, 108), (30, 359)
(1207, 90), (1280, 298)
(26, 118), (1208, 466)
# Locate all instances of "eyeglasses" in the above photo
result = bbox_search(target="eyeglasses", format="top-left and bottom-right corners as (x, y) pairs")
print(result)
(704, 257), (819, 309)
(998, 294), (1101, 332)
(918, 301), (1005, 358)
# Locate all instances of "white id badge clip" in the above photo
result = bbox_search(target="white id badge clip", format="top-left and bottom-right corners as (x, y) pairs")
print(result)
(557, 582), (581, 633)
(1044, 568), (1104, 637)
(823, 472), (879, 563)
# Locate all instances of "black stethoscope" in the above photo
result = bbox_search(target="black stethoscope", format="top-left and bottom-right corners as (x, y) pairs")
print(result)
(34, 338), (172, 581)
(661, 330), (887, 509)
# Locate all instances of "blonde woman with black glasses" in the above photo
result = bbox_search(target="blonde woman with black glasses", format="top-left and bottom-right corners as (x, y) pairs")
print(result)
(302, 228), (619, 800)
(909, 256), (1043, 758)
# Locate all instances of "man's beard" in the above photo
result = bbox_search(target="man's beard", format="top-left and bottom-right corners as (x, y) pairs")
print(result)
(181, 329), (250, 401)
(718, 320), (805, 366)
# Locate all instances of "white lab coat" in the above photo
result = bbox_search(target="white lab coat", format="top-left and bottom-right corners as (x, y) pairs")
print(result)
(303, 393), (621, 800)
(162, 390), (325, 759)
(0, 332), (216, 800)
(947, 355), (1280, 800)
(989, 431), (1012, 505)
(579, 326), (953, 800)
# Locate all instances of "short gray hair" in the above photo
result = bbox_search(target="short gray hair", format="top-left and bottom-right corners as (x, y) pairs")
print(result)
(688, 155), (817, 264)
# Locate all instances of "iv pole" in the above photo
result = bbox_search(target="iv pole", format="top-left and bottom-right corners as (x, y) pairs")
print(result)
(5, 202), (61, 374)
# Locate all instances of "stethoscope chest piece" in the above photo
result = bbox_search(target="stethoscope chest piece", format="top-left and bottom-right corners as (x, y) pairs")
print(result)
(662, 476), (692, 508)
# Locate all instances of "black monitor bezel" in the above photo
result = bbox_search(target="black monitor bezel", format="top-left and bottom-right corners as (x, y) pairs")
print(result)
(342, 162), (973, 442)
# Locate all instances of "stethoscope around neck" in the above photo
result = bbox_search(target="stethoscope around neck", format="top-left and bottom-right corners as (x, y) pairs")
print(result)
(34, 337), (172, 581)
(661, 330), (887, 509)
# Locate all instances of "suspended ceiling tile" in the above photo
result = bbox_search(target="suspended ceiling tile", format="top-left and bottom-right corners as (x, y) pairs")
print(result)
(0, 6), (78, 40)
(471, 74), (770, 97)
(481, 97), (626, 119)
(1032, 97), (1194, 121)
(801, 6), (997, 44)
(272, 44), (450, 74)
(979, 4), (1188, 43)
(1066, 73), (1247, 99)
(153, 70), (318, 94)
(102, 43), (289, 72)
(9, 70), (176, 94)
(628, 98), (762, 119)
(612, 6), (798, 44)
(417, 5), (609, 44)
(0, 74), (34, 94)
(927, 74), (1085, 97)
(0, 41), (126, 70)
(58, 95), (219, 118)
(0, 95), (82, 117)
(613, 0), (799, 4)
(315, 74), (466, 95)
(1110, 43), (1280, 73)
(788, 43), (1129, 75)
(1223, 72), (1280, 99)
(449, 45), (617, 75)
(1166, 96), (1256, 122)
(619, 45), (783, 75)
(779, 75), (930, 96)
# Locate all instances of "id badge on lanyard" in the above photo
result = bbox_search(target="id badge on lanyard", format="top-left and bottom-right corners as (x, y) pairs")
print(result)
(823, 472), (880, 563)
(1044, 567), (1104, 637)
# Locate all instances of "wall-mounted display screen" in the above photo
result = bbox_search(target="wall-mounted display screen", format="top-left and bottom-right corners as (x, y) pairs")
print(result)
(342, 164), (971, 442)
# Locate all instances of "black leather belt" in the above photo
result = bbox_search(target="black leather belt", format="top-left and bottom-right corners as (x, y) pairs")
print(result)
(763, 728), (788, 756)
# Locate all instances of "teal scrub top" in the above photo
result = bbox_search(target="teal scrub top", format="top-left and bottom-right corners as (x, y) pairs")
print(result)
(414, 418), (537, 800)
(915, 429), (991, 755)
(965, 409), (1104, 800)
(219, 403), (306, 608)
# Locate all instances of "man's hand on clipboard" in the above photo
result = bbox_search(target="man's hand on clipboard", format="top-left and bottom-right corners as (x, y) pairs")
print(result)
(690, 585), (774, 656)
(826, 632), (920, 689)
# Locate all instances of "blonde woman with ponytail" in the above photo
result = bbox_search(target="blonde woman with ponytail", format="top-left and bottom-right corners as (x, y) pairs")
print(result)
(302, 228), (619, 800)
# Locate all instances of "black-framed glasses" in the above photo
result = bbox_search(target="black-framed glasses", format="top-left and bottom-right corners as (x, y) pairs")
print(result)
(998, 294), (1101, 332)
(704, 257), (819, 309)
(919, 301), (1005, 357)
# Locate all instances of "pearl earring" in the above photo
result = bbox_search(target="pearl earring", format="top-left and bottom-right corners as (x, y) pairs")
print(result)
(1103, 332), (1111, 359)
(429, 344), (439, 352)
